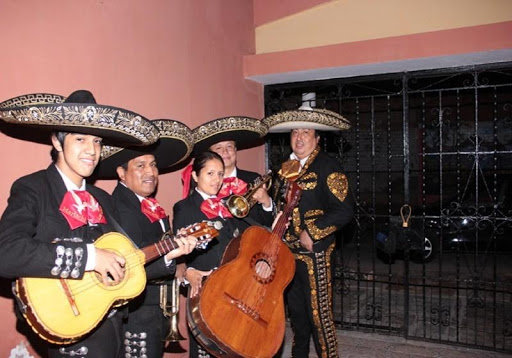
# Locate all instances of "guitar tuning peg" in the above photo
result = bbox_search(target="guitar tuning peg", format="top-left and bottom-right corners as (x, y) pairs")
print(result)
(212, 220), (223, 230)
(197, 241), (209, 250)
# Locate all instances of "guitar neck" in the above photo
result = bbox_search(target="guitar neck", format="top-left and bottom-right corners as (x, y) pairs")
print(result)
(273, 206), (293, 238)
(273, 184), (301, 238)
(141, 234), (178, 263)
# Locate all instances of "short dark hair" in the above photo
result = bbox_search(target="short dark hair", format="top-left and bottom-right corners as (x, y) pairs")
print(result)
(291, 129), (322, 138)
(50, 132), (69, 162)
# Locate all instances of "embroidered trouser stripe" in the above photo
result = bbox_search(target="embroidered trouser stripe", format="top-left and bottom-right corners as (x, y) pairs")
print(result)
(289, 245), (338, 358)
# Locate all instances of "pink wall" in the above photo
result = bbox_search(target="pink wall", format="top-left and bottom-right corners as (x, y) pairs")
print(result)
(0, 0), (262, 356)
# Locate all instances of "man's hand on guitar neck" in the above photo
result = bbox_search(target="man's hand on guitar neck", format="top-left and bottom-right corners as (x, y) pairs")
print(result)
(165, 235), (198, 261)
(94, 248), (126, 286)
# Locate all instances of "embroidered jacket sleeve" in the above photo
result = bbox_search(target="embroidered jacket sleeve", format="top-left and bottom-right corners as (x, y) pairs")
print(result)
(298, 153), (354, 242)
(0, 173), (89, 280)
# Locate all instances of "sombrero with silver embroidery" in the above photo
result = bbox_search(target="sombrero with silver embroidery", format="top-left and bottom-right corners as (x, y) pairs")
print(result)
(263, 93), (351, 133)
(192, 116), (268, 154)
(0, 90), (159, 146)
(95, 119), (194, 178)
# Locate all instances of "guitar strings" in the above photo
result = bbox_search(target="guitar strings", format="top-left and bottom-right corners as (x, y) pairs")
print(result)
(53, 236), (180, 296)
(239, 182), (299, 314)
(48, 225), (211, 298)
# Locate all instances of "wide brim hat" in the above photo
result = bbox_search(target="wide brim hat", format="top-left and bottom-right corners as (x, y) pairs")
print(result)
(95, 119), (194, 179)
(192, 116), (268, 154)
(263, 108), (351, 133)
(0, 90), (159, 146)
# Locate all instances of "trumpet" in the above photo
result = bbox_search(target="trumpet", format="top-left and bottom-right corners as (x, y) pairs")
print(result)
(160, 278), (185, 342)
(225, 171), (272, 218)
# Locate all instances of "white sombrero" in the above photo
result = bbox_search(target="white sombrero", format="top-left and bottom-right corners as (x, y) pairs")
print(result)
(263, 93), (351, 133)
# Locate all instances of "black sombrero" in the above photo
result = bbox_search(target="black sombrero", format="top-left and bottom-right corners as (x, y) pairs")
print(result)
(192, 116), (268, 154)
(0, 90), (159, 146)
(95, 119), (194, 179)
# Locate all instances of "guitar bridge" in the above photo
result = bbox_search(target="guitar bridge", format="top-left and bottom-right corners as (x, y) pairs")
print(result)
(223, 292), (268, 328)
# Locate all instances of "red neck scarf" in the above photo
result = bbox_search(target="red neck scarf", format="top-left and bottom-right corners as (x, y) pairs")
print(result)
(200, 197), (232, 219)
(141, 197), (167, 223)
(59, 190), (107, 230)
(217, 177), (248, 199)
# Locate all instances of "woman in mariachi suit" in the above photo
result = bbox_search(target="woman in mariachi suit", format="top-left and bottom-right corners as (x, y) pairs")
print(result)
(173, 151), (244, 358)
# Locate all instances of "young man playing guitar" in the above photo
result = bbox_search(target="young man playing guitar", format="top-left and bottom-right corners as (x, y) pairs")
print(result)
(0, 90), (158, 357)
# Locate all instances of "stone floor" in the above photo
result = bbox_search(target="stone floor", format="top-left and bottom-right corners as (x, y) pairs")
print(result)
(279, 323), (512, 357)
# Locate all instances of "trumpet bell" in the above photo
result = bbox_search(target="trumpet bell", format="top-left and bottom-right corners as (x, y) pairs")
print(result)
(224, 171), (273, 218)
(163, 315), (186, 342)
(160, 278), (186, 342)
(226, 195), (250, 218)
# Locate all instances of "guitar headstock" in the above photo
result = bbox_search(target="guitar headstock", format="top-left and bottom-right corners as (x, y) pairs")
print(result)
(180, 220), (222, 249)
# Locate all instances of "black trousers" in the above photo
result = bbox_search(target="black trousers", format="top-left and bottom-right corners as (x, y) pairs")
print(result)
(48, 311), (124, 358)
(123, 304), (170, 358)
(286, 247), (339, 358)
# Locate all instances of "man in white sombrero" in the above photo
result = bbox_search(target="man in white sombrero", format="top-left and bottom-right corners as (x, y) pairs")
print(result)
(0, 90), (158, 357)
(96, 119), (198, 358)
(263, 93), (354, 358)
(191, 116), (274, 229)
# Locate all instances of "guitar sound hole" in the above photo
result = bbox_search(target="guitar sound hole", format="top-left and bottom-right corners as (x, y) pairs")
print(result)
(251, 253), (275, 284)
(94, 272), (120, 287)
(255, 259), (272, 279)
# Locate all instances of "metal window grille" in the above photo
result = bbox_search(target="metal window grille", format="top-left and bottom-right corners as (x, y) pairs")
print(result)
(265, 63), (512, 352)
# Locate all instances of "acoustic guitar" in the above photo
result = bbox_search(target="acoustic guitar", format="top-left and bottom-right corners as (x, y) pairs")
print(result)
(187, 182), (302, 358)
(15, 221), (219, 345)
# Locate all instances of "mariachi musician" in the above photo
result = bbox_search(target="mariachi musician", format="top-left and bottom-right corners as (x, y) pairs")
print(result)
(263, 95), (354, 358)
(174, 116), (270, 358)
(0, 90), (158, 358)
(95, 119), (198, 358)
(191, 116), (274, 229)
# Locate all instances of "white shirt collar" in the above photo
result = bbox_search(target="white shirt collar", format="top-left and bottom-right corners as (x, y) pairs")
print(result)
(224, 167), (237, 178)
(195, 187), (217, 200)
(55, 165), (86, 191)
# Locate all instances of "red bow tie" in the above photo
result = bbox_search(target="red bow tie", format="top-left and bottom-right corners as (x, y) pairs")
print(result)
(200, 197), (232, 219)
(59, 190), (107, 230)
(217, 177), (248, 199)
(141, 197), (167, 223)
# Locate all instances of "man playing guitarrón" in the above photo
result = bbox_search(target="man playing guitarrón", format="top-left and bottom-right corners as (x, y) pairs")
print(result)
(264, 94), (353, 358)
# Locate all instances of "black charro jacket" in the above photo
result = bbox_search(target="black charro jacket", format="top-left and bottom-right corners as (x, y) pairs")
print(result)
(111, 183), (175, 306)
(0, 164), (118, 280)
